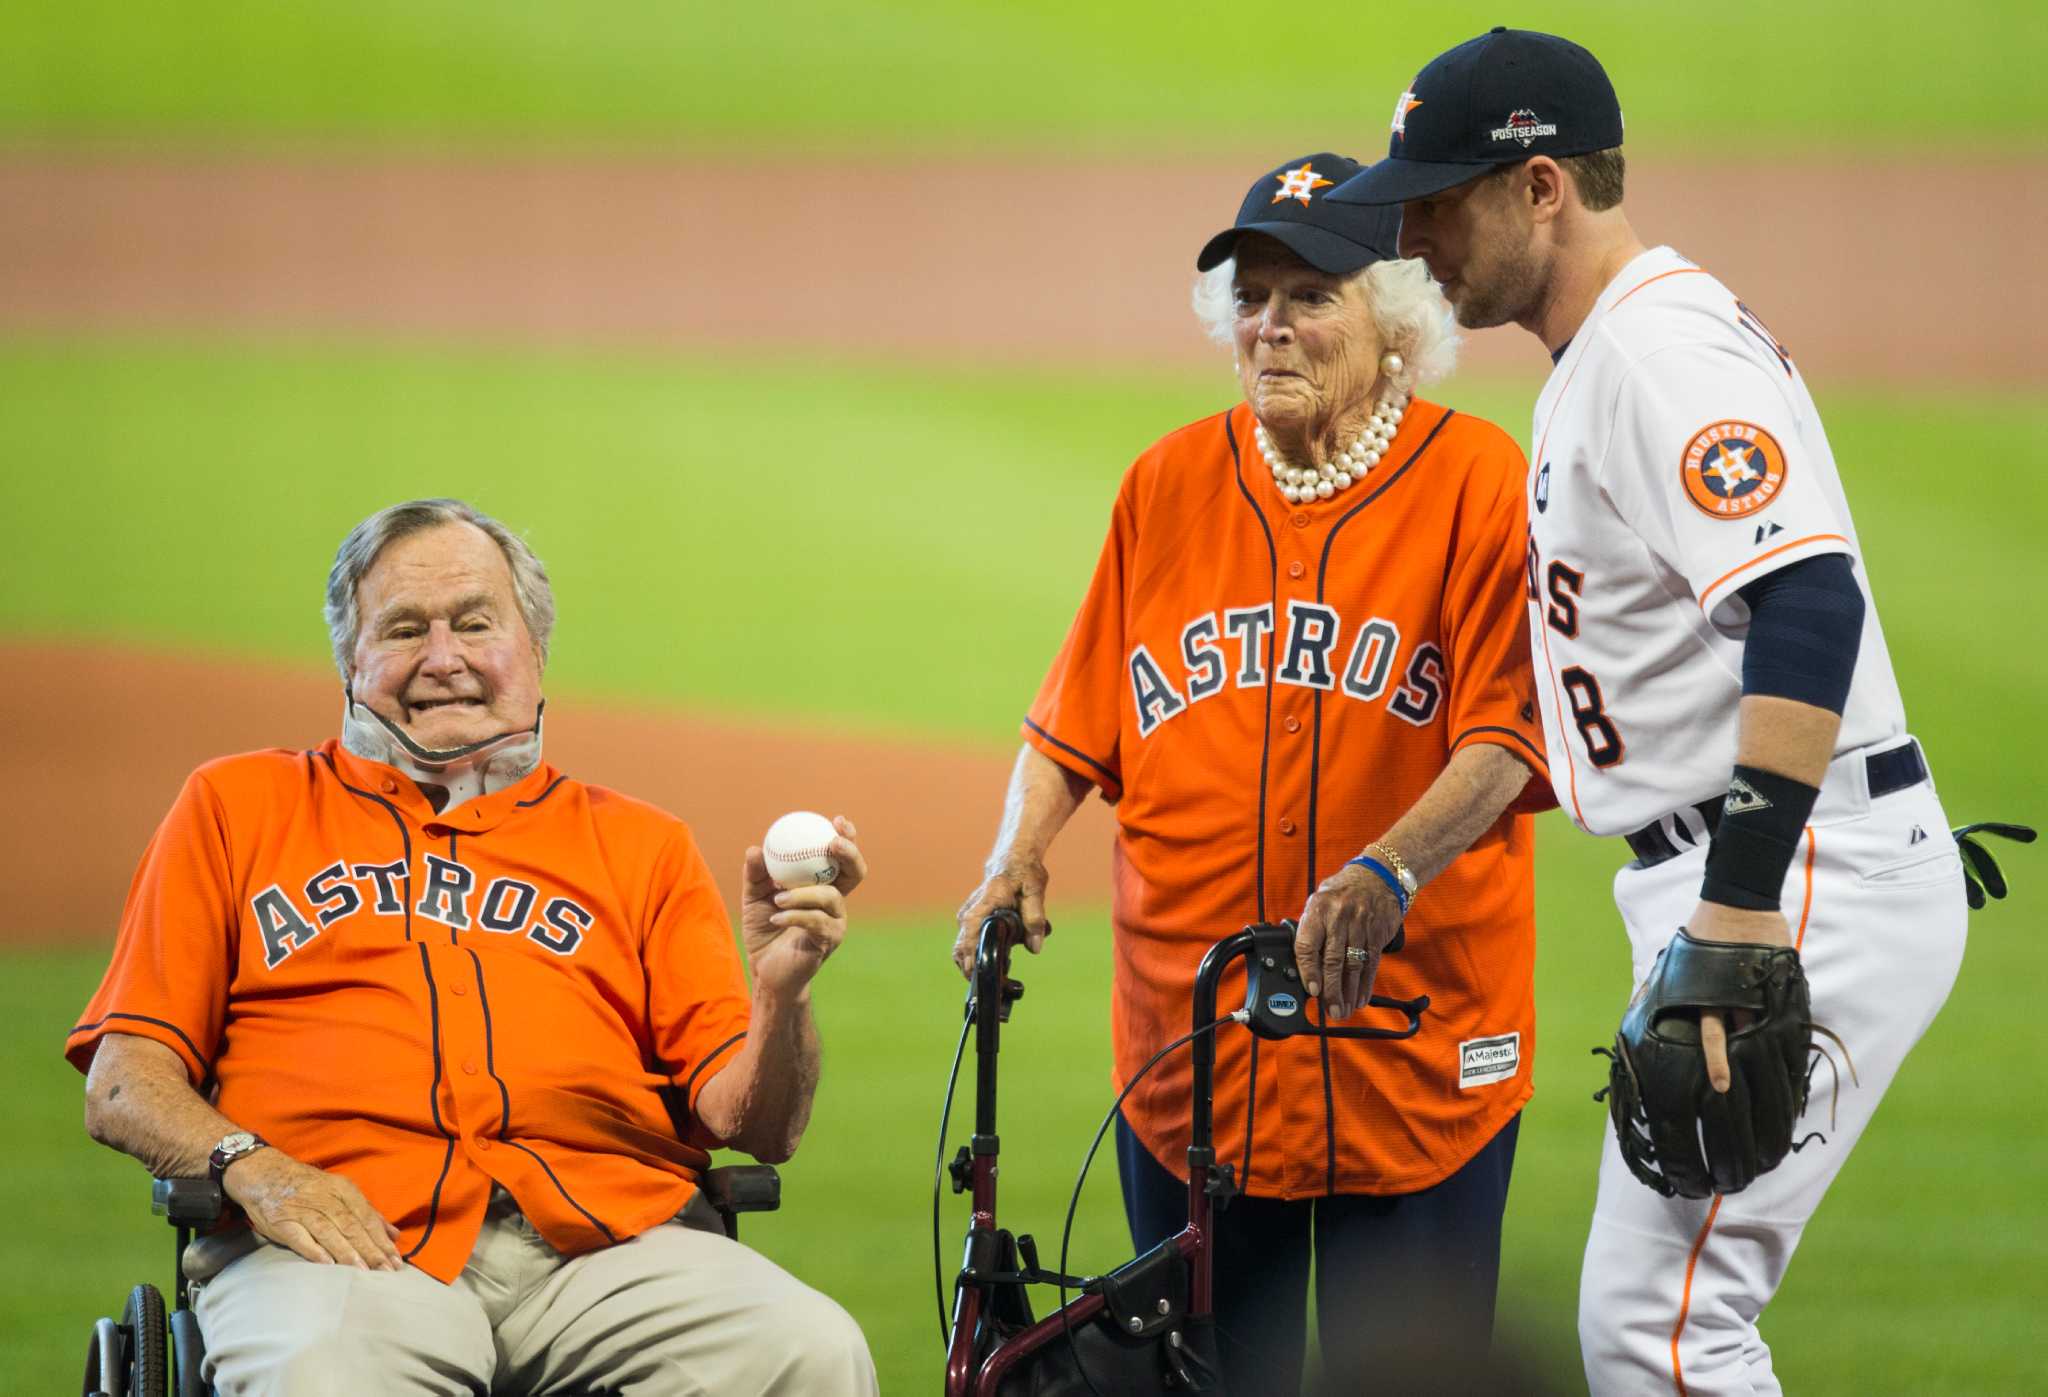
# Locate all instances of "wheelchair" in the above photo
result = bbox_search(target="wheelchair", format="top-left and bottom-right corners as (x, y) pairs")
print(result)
(82, 1163), (782, 1397)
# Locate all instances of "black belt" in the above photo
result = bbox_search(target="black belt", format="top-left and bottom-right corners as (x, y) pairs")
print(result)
(1625, 740), (1928, 869)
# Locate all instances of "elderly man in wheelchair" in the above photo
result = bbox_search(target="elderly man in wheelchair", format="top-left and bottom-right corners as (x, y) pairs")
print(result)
(67, 499), (878, 1396)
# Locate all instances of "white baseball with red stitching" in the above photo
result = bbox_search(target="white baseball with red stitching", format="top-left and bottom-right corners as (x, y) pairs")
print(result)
(762, 810), (840, 890)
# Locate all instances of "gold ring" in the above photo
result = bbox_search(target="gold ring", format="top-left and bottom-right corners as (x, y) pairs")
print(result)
(1344, 946), (1370, 963)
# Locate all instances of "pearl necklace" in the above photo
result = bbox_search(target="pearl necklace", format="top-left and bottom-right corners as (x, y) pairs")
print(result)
(1255, 391), (1411, 504)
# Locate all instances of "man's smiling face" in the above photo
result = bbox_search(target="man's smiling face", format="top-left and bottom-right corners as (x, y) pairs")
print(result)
(348, 522), (542, 752)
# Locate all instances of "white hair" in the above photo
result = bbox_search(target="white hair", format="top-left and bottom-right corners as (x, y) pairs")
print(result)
(324, 498), (555, 683)
(1190, 254), (1460, 391)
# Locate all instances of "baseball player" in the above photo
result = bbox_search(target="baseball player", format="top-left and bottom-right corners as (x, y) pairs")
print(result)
(67, 499), (877, 1395)
(955, 154), (1552, 1393)
(1333, 29), (1976, 1394)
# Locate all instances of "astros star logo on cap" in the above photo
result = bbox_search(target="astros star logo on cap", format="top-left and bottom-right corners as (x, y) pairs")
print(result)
(1271, 163), (1334, 206)
(1390, 87), (1423, 141)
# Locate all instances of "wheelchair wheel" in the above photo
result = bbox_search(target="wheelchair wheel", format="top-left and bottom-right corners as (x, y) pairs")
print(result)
(84, 1284), (170, 1397)
(125, 1285), (169, 1397)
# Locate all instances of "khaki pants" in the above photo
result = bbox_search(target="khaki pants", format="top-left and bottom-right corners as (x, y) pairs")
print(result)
(192, 1189), (877, 1396)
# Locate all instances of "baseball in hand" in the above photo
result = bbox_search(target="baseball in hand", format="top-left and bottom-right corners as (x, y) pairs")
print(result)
(762, 811), (841, 890)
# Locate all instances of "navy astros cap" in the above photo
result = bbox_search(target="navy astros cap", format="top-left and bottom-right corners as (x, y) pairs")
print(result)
(1329, 28), (1623, 206)
(1196, 153), (1402, 275)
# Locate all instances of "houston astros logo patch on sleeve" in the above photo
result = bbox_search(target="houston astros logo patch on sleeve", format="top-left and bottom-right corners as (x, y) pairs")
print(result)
(1681, 421), (1787, 518)
(1272, 163), (1334, 205)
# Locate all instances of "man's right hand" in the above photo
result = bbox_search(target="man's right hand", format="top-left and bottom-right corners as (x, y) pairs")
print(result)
(954, 862), (1051, 977)
(223, 1147), (405, 1271)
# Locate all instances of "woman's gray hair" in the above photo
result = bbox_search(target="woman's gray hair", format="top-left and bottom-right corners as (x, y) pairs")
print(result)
(324, 498), (555, 683)
(1190, 254), (1460, 391)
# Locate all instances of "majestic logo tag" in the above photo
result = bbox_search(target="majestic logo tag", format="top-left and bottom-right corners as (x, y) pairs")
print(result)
(1534, 460), (1551, 513)
(1681, 420), (1788, 519)
(1460, 1032), (1520, 1088)
(1390, 87), (1423, 140)
(1272, 163), (1334, 206)
(1491, 109), (1557, 147)
(1724, 777), (1773, 815)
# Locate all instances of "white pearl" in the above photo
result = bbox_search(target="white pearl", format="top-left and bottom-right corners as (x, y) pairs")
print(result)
(1362, 449), (1381, 467)
(1316, 480), (1334, 498)
(1319, 462), (1336, 479)
(1387, 406), (1405, 424)
(1381, 353), (1404, 377)
(1334, 471), (1353, 488)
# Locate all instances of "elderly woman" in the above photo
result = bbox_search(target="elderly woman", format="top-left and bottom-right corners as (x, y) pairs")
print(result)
(954, 153), (1551, 1393)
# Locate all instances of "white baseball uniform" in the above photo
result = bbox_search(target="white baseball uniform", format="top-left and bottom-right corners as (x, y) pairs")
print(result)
(1524, 246), (1967, 1395)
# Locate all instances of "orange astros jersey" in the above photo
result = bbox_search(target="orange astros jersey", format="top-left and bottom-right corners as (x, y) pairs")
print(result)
(1027, 399), (1550, 1197)
(66, 739), (752, 1283)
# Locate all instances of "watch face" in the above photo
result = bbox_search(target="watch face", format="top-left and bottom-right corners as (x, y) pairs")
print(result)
(220, 1131), (258, 1154)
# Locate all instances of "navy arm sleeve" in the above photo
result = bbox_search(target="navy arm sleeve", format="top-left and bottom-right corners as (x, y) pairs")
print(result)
(1735, 553), (1864, 714)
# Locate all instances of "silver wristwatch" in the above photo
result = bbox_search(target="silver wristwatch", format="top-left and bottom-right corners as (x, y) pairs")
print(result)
(208, 1130), (269, 1185)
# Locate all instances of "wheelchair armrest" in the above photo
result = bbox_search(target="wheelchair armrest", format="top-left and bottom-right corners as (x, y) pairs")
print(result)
(699, 1164), (780, 1215)
(153, 1176), (226, 1227)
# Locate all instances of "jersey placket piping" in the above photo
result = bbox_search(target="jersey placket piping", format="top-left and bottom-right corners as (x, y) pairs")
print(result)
(321, 750), (457, 1259)
(1305, 408), (1456, 1194)
(465, 948), (617, 1244)
(1227, 410), (1284, 1193)
(1225, 411), (1280, 925)
(408, 942), (458, 1263)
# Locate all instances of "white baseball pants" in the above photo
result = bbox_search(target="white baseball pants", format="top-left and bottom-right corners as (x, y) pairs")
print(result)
(1577, 741), (1966, 1396)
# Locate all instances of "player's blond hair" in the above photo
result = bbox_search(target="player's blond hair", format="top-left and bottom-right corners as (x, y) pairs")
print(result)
(324, 498), (556, 684)
(1191, 254), (1460, 392)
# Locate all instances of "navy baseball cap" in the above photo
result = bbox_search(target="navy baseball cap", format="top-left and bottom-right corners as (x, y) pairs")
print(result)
(1329, 28), (1623, 206)
(1196, 153), (1402, 275)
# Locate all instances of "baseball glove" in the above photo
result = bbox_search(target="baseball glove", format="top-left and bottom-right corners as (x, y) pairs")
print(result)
(1594, 931), (1812, 1200)
(1952, 821), (2036, 910)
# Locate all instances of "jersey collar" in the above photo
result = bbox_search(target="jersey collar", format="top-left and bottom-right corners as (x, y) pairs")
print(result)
(321, 736), (561, 835)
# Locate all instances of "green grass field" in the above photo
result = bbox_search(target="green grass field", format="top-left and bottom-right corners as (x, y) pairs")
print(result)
(3, 339), (2045, 1391)
(4, 340), (2045, 767)
(2, 1), (2043, 152)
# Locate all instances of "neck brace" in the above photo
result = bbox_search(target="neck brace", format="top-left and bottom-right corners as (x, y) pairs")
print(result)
(340, 689), (545, 811)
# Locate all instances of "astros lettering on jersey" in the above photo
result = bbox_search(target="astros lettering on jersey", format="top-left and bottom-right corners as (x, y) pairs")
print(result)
(1026, 398), (1550, 1197)
(1524, 247), (1910, 835)
(67, 740), (753, 1282)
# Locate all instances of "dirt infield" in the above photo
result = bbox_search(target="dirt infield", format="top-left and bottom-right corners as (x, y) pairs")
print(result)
(1, 154), (2042, 382)
(0, 641), (1116, 942)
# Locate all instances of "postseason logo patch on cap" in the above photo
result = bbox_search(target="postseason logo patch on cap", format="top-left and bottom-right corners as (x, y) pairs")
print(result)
(1491, 108), (1559, 148)
(1271, 162), (1334, 206)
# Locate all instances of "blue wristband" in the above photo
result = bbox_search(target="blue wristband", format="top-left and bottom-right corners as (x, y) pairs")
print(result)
(1346, 855), (1410, 914)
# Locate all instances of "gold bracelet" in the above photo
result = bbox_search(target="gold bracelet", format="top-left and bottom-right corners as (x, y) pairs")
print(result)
(1365, 841), (1418, 900)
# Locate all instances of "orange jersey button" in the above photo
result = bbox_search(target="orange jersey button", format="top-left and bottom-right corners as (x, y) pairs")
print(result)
(1284, 716), (1302, 733)
(1288, 560), (1306, 578)
(1291, 511), (1311, 528)
(462, 1059), (479, 1076)
(1278, 817), (1297, 836)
